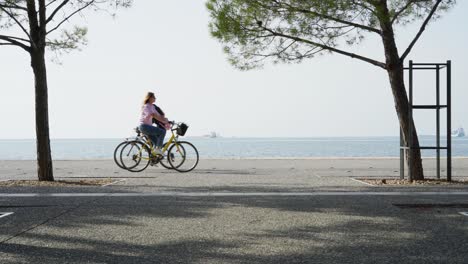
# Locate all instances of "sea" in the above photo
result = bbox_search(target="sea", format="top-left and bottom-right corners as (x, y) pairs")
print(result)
(0, 136), (467, 160)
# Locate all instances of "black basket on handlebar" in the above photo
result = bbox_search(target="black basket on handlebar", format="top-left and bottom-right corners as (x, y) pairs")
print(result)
(177, 123), (189, 136)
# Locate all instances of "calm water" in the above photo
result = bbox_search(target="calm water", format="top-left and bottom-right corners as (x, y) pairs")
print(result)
(0, 136), (467, 160)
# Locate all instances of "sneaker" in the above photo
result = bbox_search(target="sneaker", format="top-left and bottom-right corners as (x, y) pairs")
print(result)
(152, 148), (163, 156)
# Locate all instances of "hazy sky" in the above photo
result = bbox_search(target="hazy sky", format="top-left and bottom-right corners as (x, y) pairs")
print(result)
(0, 1), (467, 139)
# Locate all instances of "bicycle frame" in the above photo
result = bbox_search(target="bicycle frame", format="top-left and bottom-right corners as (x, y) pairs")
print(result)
(136, 127), (184, 161)
(161, 129), (184, 153)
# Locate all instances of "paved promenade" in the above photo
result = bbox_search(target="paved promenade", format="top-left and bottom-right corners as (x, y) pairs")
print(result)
(1, 158), (468, 263)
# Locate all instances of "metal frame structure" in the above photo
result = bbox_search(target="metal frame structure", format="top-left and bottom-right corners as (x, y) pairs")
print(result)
(400, 60), (452, 181)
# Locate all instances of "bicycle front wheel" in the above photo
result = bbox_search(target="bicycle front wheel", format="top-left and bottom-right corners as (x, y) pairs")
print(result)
(120, 141), (150, 172)
(167, 141), (199, 172)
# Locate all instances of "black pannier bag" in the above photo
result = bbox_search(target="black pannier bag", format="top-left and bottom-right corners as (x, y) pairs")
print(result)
(177, 123), (189, 136)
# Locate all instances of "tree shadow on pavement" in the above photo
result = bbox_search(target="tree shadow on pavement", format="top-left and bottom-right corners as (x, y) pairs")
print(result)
(1, 189), (468, 263)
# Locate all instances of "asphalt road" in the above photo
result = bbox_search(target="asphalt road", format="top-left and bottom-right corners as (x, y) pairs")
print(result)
(1, 159), (468, 263)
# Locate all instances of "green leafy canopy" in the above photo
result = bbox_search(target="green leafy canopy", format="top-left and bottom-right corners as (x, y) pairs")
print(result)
(206, 0), (456, 70)
(0, 0), (132, 60)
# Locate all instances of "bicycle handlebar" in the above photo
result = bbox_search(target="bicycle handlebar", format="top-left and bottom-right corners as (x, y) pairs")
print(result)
(169, 121), (179, 130)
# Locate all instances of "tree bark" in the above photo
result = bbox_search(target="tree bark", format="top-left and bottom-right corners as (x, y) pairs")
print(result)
(386, 64), (424, 180)
(25, 0), (54, 181)
(378, 1), (424, 180)
(30, 49), (54, 181)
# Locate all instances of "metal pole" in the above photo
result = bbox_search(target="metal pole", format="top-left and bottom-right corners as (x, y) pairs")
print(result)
(447, 61), (452, 182)
(436, 65), (441, 179)
(408, 60), (414, 181)
(400, 129), (404, 179)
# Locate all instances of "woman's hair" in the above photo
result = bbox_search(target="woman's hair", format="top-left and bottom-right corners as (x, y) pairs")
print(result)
(142, 92), (155, 106)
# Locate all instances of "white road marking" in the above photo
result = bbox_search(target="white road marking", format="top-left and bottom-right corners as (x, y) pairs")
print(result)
(1, 191), (468, 197)
(0, 212), (14, 219)
(459, 212), (468, 217)
(101, 179), (127, 187)
(350, 178), (375, 186)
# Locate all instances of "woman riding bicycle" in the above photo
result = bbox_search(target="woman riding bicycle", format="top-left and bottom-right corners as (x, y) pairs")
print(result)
(139, 92), (170, 155)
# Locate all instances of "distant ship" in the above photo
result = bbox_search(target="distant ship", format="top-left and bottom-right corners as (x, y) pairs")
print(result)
(203, 131), (220, 138)
(452, 127), (465, 137)
(209, 131), (219, 138)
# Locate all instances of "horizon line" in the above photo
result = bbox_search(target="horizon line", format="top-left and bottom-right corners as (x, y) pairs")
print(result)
(0, 134), (454, 140)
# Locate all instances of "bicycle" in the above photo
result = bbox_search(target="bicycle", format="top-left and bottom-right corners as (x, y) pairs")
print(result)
(113, 128), (172, 170)
(118, 122), (199, 173)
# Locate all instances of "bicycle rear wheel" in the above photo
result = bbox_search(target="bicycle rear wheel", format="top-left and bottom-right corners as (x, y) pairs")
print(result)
(120, 141), (150, 172)
(113, 141), (129, 169)
(167, 141), (199, 172)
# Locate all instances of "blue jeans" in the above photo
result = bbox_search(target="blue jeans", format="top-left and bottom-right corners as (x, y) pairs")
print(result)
(139, 124), (166, 148)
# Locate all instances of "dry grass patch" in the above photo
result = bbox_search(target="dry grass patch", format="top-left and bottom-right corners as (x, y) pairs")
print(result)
(357, 178), (468, 186)
(0, 179), (115, 187)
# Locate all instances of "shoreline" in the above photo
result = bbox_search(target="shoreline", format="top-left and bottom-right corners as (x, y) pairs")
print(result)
(2, 156), (468, 161)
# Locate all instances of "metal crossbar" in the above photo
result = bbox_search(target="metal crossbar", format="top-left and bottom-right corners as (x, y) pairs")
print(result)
(412, 105), (447, 109)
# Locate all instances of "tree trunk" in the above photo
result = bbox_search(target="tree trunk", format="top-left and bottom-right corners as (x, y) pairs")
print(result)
(30, 49), (54, 181)
(386, 66), (424, 181)
(378, 2), (424, 180)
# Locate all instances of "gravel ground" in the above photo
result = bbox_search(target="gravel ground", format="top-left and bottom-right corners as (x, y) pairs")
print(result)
(0, 179), (115, 187)
(357, 178), (468, 186)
